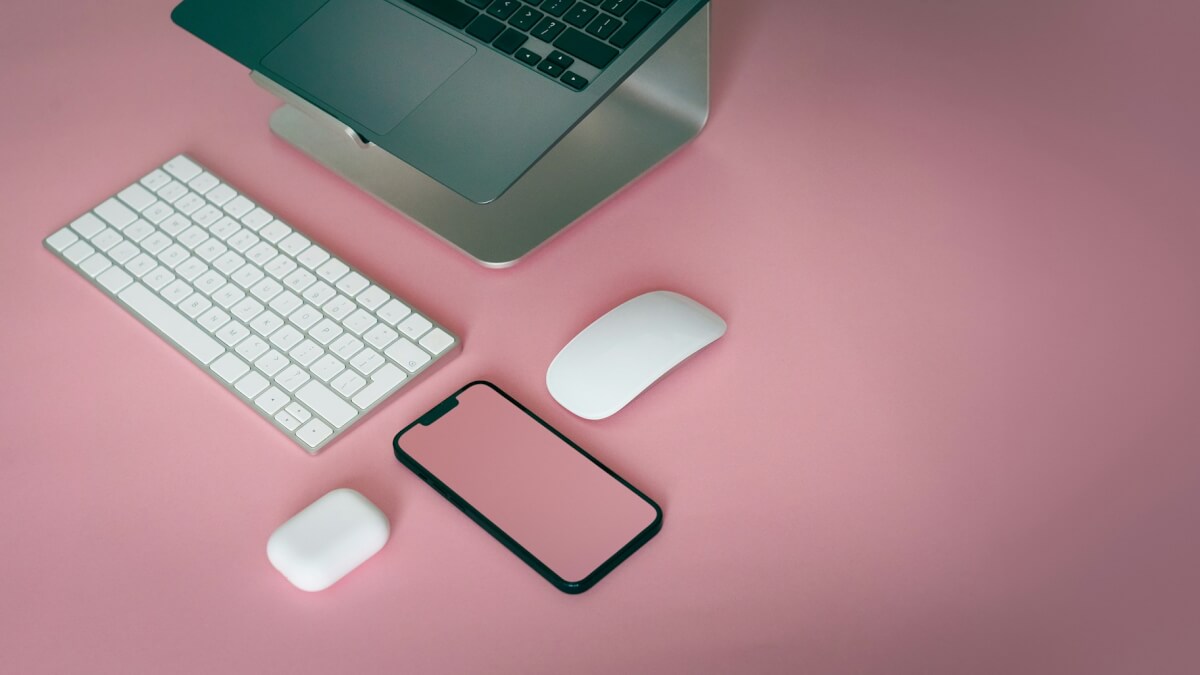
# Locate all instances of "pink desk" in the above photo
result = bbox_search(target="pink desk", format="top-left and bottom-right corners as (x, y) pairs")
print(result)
(3, 1), (1199, 673)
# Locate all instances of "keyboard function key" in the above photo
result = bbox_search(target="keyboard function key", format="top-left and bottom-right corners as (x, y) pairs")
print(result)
(70, 213), (106, 238)
(117, 184), (157, 212)
(224, 195), (255, 220)
(140, 169), (171, 192)
(418, 327), (456, 355)
(397, 312), (434, 340)
(242, 208), (274, 231)
(376, 298), (412, 325)
(187, 172), (220, 195)
(95, 199), (138, 229)
(316, 258), (350, 283)
(335, 271), (369, 296)
(206, 183), (237, 206)
(164, 156), (202, 182)
(297, 245), (330, 270)
(278, 232), (311, 257)
(466, 14), (505, 43)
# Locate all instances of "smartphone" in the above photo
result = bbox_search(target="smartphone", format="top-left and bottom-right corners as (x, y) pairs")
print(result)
(393, 381), (662, 594)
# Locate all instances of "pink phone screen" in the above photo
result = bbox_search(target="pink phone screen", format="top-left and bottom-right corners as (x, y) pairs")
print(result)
(398, 384), (659, 584)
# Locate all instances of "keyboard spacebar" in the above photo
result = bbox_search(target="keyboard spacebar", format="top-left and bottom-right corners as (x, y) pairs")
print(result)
(119, 283), (225, 365)
(401, 0), (479, 29)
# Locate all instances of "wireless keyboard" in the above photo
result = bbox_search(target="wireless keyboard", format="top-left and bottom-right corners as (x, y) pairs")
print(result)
(44, 155), (458, 454)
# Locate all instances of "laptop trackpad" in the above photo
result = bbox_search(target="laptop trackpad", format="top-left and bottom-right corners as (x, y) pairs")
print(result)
(262, 0), (475, 136)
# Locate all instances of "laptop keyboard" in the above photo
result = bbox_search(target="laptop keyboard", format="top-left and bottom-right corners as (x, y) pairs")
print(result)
(400, 0), (674, 92)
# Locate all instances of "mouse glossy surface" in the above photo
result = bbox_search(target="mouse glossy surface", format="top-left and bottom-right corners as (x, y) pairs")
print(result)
(547, 291), (726, 420)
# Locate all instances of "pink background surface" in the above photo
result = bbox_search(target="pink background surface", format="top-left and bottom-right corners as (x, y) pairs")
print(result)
(2, 1), (1198, 673)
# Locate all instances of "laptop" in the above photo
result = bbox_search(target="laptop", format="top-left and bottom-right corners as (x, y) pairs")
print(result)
(172, 0), (710, 205)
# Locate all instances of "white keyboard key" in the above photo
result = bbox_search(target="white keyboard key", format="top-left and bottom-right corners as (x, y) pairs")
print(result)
(120, 283), (224, 365)
(255, 350), (289, 377)
(45, 227), (79, 252)
(329, 334), (364, 361)
(275, 364), (311, 393)
(206, 183), (237, 206)
(178, 291), (212, 317)
(258, 219), (290, 243)
(397, 313), (433, 340)
(210, 352), (250, 383)
(197, 306), (231, 333)
(125, 253), (157, 278)
(296, 381), (356, 428)
(234, 371), (269, 399)
(309, 318), (343, 345)
(142, 202), (174, 224)
(70, 213), (106, 238)
(342, 308), (378, 336)
(178, 225), (209, 250)
(274, 409), (303, 431)
(284, 402), (312, 424)
(194, 270), (227, 296)
(95, 199), (137, 228)
(143, 267), (174, 291)
(331, 370), (366, 398)
(265, 254), (297, 279)
(175, 257), (207, 282)
(356, 285), (389, 311)
(336, 271), (369, 297)
(210, 216), (241, 241)
(159, 213), (191, 237)
(187, 172), (220, 195)
(157, 244), (189, 268)
(161, 279), (192, 305)
(123, 219), (155, 242)
(108, 241), (140, 264)
(297, 244), (330, 270)
(349, 347), (384, 376)
(351, 364), (406, 409)
(63, 240), (96, 264)
(90, 228), (122, 251)
(212, 283), (246, 309)
(228, 229), (259, 252)
(215, 320), (251, 347)
(140, 169), (171, 192)
(279, 232), (311, 257)
(117, 184), (157, 212)
(270, 325), (304, 351)
(385, 338), (431, 373)
(364, 323), (398, 351)
(97, 267), (133, 293)
(231, 297), (265, 323)
(224, 195), (255, 219)
(141, 231), (173, 255)
(164, 155), (202, 182)
(296, 419), (333, 449)
(213, 251), (245, 276)
(192, 204), (224, 227)
(195, 240), (228, 263)
(310, 354), (345, 382)
(289, 339), (323, 367)
(231, 264), (265, 289)
(156, 180), (188, 203)
(244, 208), (276, 232)
(79, 254), (112, 278)
(302, 280), (336, 306)
(268, 290), (302, 316)
(316, 258), (349, 283)
(246, 241), (278, 266)
(250, 277), (284, 302)
(249, 310), (284, 337)
(283, 268), (317, 293)
(323, 295), (356, 320)
(174, 193), (206, 216)
(288, 304), (322, 331)
(235, 335), (270, 362)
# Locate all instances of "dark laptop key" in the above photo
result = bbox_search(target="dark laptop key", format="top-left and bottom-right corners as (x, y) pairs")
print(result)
(645, 0), (674, 6)
(541, 0), (573, 17)
(564, 4), (598, 27)
(493, 28), (528, 54)
(585, 14), (621, 39)
(561, 71), (589, 90)
(404, 0), (480, 29)
(537, 60), (566, 77)
(515, 47), (542, 66)
(464, 0), (491, 8)
(532, 17), (567, 42)
(607, 1), (658, 48)
(509, 7), (544, 30)
(466, 15), (506, 42)
(487, 0), (521, 20)
(546, 50), (575, 68)
(525, 0), (545, 5)
(600, 0), (635, 16)
(554, 28), (618, 68)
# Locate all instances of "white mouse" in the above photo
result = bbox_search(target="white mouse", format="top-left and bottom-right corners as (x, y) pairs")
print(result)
(547, 291), (727, 420)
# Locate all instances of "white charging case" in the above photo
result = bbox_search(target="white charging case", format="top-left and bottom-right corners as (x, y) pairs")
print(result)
(267, 488), (390, 592)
